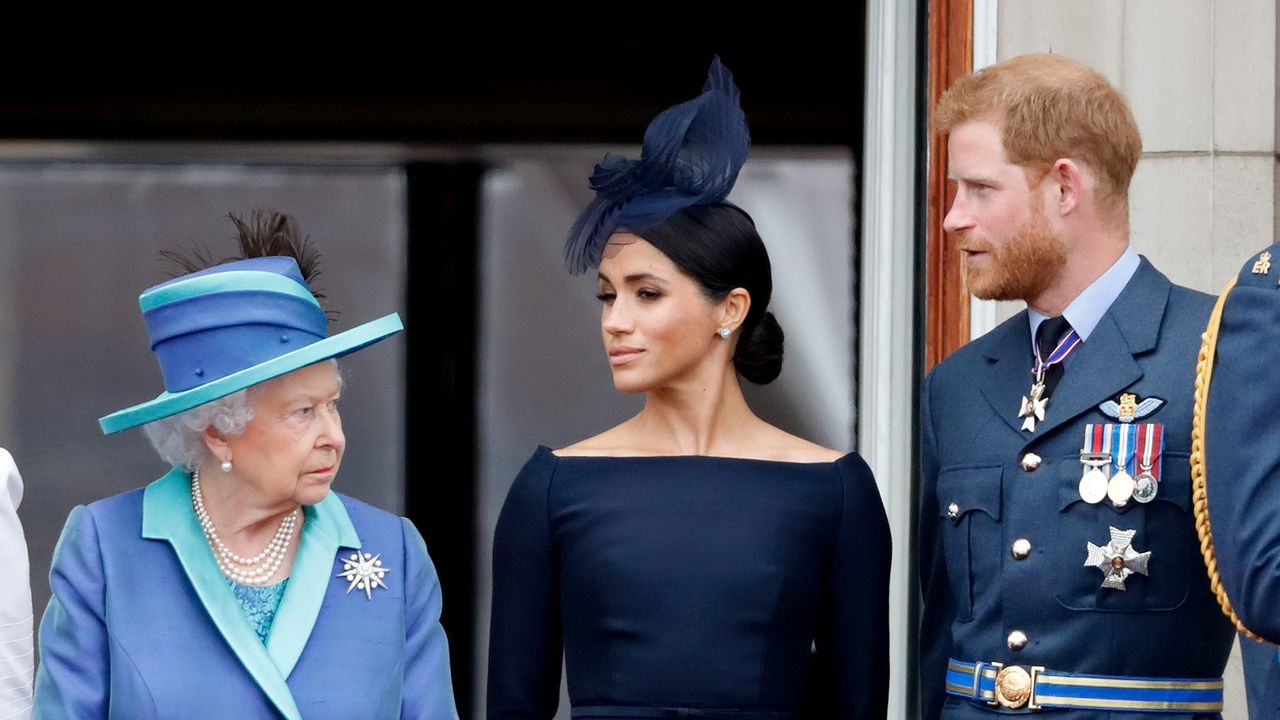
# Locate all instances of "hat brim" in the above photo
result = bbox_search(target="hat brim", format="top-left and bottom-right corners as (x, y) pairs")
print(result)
(99, 313), (404, 435)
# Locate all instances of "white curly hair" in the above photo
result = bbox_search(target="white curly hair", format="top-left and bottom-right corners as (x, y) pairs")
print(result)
(140, 360), (344, 470)
(141, 390), (257, 471)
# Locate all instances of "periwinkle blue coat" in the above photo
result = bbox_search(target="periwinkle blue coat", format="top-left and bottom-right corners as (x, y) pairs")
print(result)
(33, 468), (458, 719)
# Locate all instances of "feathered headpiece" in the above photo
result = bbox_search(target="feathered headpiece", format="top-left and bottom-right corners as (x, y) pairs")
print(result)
(563, 56), (751, 274)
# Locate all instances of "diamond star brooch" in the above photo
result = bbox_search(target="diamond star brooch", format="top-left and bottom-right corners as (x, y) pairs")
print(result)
(336, 551), (392, 600)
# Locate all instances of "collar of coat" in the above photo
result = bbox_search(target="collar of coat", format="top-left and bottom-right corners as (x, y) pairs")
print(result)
(142, 467), (361, 720)
(974, 256), (1171, 438)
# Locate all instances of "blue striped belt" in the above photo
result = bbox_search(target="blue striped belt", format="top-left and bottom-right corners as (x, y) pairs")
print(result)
(946, 658), (1224, 713)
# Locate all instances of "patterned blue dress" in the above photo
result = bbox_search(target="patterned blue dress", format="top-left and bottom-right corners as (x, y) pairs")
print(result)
(228, 579), (289, 644)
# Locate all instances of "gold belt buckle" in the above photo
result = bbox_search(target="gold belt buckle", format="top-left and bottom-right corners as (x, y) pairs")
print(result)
(993, 664), (1044, 710)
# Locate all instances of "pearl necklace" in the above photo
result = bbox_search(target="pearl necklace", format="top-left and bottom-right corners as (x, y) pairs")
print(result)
(191, 470), (298, 586)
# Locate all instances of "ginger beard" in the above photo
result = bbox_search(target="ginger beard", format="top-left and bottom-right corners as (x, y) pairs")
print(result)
(959, 197), (1068, 303)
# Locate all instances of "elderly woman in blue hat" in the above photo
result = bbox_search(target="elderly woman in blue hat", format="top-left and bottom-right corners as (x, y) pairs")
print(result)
(33, 213), (458, 720)
(488, 60), (890, 719)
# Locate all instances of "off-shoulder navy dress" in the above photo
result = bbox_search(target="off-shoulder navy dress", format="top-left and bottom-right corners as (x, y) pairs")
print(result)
(488, 446), (890, 720)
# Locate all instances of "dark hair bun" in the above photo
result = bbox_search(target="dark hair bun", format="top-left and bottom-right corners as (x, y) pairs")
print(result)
(734, 311), (784, 385)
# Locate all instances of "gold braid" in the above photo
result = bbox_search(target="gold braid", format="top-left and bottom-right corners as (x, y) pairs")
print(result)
(1190, 275), (1264, 642)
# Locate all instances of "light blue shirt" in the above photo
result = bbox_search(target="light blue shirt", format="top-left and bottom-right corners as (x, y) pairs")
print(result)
(1028, 244), (1140, 350)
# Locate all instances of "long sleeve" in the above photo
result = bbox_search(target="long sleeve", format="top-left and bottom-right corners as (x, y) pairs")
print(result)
(400, 518), (459, 720)
(814, 453), (890, 719)
(0, 451), (32, 719)
(487, 450), (562, 719)
(917, 371), (952, 720)
(1205, 257), (1280, 642)
(33, 506), (109, 720)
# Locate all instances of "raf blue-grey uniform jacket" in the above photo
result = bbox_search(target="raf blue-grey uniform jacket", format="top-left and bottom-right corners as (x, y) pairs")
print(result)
(1203, 242), (1280, 719)
(919, 257), (1236, 719)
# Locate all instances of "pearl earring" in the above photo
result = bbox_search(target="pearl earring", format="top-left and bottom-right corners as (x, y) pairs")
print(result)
(718, 327), (732, 339)
(220, 459), (233, 473)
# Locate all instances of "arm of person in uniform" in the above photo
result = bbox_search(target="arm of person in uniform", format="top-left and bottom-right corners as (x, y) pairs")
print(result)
(32, 506), (109, 720)
(917, 371), (952, 720)
(1206, 251), (1280, 642)
(0, 450), (32, 718)
(487, 456), (562, 719)
(400, 518), (460, 720)
(817, 453), (890, 719)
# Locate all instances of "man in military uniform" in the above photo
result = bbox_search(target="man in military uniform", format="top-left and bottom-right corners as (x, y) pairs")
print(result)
(919, 53), (1236, 718)
(1195, 244), (1280, 717)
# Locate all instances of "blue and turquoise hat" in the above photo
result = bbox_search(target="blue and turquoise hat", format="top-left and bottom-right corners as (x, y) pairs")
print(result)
(98, 256), (402, 434)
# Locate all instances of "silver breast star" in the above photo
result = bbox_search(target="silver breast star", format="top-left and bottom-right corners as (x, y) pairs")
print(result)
(1084, 526), (1151, 591)
(336, 551), (392, 600)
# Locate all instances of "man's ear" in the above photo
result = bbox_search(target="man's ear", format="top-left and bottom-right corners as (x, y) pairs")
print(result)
(1048, 158), (1086, 218)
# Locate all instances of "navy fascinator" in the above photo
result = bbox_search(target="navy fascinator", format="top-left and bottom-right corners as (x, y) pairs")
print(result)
(563, 56), (751, 274)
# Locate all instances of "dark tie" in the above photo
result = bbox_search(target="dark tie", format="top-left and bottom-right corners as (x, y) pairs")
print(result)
(1035, 315), (1073, 400)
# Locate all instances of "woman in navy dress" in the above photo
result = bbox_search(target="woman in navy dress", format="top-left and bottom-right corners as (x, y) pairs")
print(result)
(487, 59), (891, 720)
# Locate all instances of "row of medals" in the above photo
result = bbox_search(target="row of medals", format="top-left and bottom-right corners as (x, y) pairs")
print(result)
(1078, 452), (1158, 507)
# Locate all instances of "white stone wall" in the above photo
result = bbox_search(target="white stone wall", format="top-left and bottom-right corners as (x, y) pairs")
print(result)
(995, 0), (1277, 297)
(993, 2), (1279, 717)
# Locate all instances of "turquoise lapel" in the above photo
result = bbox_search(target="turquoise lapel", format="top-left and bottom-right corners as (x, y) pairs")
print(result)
(266, 491), (361, 679)
(142, 468), (318, 720)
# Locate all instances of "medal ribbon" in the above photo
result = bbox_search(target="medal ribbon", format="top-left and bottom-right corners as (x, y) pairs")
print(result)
(1137, 423), (1163, 481)
(1114, 423), (1137, 475)
(1081, 423), (1113, 457)
(1083, 423), (1104, 455)
(1032, 328), (1083, 376)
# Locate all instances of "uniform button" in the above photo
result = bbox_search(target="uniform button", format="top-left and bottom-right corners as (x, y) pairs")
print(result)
(1020, 452), (1042, 471)
(947, 502), (959, 519)
(1011, 538), (1032, 560)
(1007, 630), (1028, 651)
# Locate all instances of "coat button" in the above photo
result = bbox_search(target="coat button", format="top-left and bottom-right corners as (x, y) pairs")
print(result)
(1011, 538), (1032, 560)
(1020, 452), (1042, 471)
(947, 502), (959, 519)
(1007, 630), (1028, 651)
